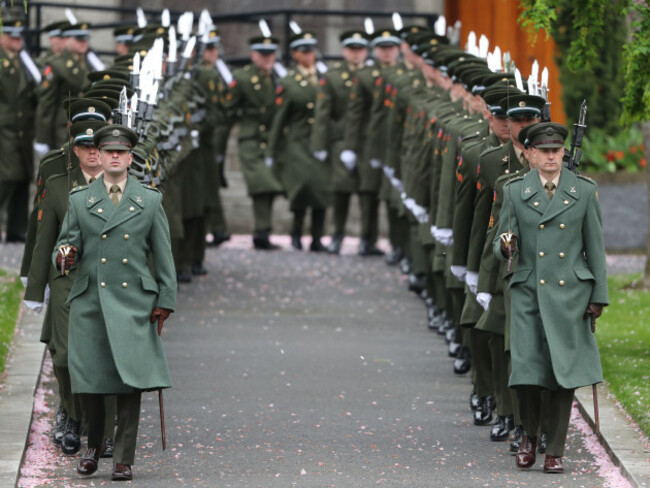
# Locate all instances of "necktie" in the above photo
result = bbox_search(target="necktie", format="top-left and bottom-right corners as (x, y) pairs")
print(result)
(544, 181), (556, 200)
(109, 184), (121, 205)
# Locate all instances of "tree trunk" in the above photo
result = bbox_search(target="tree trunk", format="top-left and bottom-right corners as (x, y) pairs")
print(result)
(642, 121), (650, 287)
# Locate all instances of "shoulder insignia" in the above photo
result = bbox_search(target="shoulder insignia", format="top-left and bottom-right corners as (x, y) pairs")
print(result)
(276, 85), (283, 94)
(37, 209), (43, 221)
(319, 78), (326, 86)
(229, 80), (237, 88)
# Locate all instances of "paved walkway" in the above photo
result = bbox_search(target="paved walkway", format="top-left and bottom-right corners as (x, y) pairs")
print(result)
(0, 238), (647, 487)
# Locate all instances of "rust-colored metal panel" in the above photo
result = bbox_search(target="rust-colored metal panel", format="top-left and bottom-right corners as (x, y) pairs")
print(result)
(445, 0), (565, 125)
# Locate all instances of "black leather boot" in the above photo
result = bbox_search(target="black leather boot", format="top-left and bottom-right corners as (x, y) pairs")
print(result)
(385, 246), (404, 265)
(327, 234), (343, 254)
(253, 230), (280, 250)
(473, 395), (494, 425)
(61, 417), (81, 455)
(490, 415), (515, 441)
(53, 405), (67, 445)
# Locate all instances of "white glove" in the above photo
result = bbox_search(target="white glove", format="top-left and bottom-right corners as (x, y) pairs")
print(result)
(44, 284), (50, 305)
(450, 265), (467, 281)
(390, 176), (403, 192)
(264, 157), (274, 168)
(434, 228), (453, 246)
(340, 150), (357, 171)
(369, 158), (382, 169)
(430, 225), (438, 237)
(413, 204), (429, 223)
(383, 166), (395, 178)
(404, 198), (415, 211)
(33, 142), (50, 156)
(313, 150), (328, 162)
(20, 276), (28, 288)
(23, 300), (43, 313)
(465, 271), (479, 295)
(476, 292), (493, 311)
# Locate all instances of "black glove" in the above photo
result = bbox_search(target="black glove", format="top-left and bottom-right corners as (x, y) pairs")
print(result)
(584, 303), (603, 333)
(150, 307), (172, 335)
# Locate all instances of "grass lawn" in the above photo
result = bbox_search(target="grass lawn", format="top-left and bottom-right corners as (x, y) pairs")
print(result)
(597, 273), (650, 438)
(0, 269), (23, 378)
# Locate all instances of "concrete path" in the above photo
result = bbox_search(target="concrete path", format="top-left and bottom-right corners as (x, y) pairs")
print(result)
(1, 238), (647, 487)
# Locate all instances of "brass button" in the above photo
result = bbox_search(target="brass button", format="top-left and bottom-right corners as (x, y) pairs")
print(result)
(124, 234), (130, 240)
(533, 201), (539, 207)
(97, 208), (103, 213)
(100, 282), (106, 288)
(307, 117), (314, 124)
(260, 142), (267, 149)
(539, 279), (546, 285)
(505, 169), (510, 174)
(122, 282), (128, 288)
(539, 224), (545, 229)
(559, 252), (565, 258)
(307, 102), (314, 109)
(101, 234), (107, 239)
(122, 258), (128, 264)
(559, 280), (566, 286)
(129, 206), (135, 212)
(539, 252), (545, 257)
(101, 258), (107, 263)
(259, 124), (266, 131)
(564, 200), (569, 205)
(559, 224), (566, 229)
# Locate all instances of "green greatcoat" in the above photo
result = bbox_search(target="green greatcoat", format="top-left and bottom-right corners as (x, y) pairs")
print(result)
(494, 167), (609, 390)
(225, 64), (283, 196)
(267, 70), (329, 211)
(311, 62), (359, 194)
(53, 175), (176, 394)
(35, 49), (90, 150)
(24, 167), (86, 366)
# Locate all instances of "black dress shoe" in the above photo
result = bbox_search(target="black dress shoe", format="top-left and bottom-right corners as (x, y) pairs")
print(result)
(490, 415), (514, 441)
(6, 233), (26, 243)
(408, 273), (426, 293)
(510, 425), (524, 454)
(253, 231), (280, 251)
(358, 239), (385, 256)
(207, 231), (231, 247)
(291, 233), (303, 250)
(538, 431), (548, 454)
(469, 386), (480, 411)
(112, 463), (133, 481)
(61, 418), (81, 455)
(101, 438), (114, 458)
(428, 310), (446, 330)
(53, 405), (67, 445)
(399, 257), (411, 275)
(77, 443), (104, 475)
(176, 270), (192, 283)
(310, 239), (327, 252)
(385, 246), (404, 265)
(191, 262), (208, 276)
(453, 345), (471, 374)
(473, 395), (494, 425)
(448, 341), (461, 357)
(327, 234), (343, 254)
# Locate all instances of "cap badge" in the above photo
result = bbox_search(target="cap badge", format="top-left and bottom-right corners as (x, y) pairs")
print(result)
(16, 21), (22, 27)
(112, 129), (121, 137)
(545, 127), (554, 135)
(86, 128), (93, 135)
(263, 39), (271, 44)
(304, 33), (313, 39)
(519, 101), (526, 107)
(353, 33), (362, 39)
(382, 31), (391, 37)
(88, 106), (96, 113)
(157, 27), (165, 34)
(103, 74), (111, 79)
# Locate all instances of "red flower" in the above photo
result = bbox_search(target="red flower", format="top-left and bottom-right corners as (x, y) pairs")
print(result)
(606, 150), (616, 162)
(640, 158), (647, 168)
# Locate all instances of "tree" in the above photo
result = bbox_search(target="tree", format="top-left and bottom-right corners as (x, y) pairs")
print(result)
(519, 0), (650, 286)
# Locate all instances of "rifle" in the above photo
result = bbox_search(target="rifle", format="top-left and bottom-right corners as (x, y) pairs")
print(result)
(567, 100), (588, 173)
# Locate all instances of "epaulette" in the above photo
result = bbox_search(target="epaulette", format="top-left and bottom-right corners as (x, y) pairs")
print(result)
(577, 174), (597, 185)
(479, 144), (505, 159)
(143, 184), (161, 193)
(333, 62), (342, 69)
(39, 148), (66, 166)
(496, 172), (523, 185)
(70, 185), (88, 194)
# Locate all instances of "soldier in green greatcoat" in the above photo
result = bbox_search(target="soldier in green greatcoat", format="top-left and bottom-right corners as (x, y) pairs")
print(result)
(35, 21), (71, 68)
(495, 122), (608, 474)
(54, 125), (176, 482)
(24, 120), (107, 455)
(0, 19), (38, 243)
(310, 30), (368, 254)
(267, 32), (330, 251)
(225, 36), (284, 250)
(35, 22), (92, 153)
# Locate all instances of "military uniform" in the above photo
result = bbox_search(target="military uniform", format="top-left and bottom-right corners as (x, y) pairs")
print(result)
(0, 21), (38, 241)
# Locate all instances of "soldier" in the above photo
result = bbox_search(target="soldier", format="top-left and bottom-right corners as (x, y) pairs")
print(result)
(113, 26), (136, 56)
(495, 122), (608, 473)
(224, 35), (284, 250)
(310, 30), (368, 254)
(267, 31), (329, 251)
(36, 20), (71, 67)
(54, 125), (176, 482)
(35, 22), (92, 153)
(0, 18), (38, 243)
(24, 120), (108, 455)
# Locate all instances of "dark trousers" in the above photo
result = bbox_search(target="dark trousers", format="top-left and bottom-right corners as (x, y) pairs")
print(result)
(359, 192), (379, 242)
(292, 207), (325, 241)
(470, 329), (494, 398)
(252, 193), (275, 232)
(516, 385), (575, 456)
(487, 333), (513, 416)
(331, 192), (351, 236)
(82, 392), (141, 465)
(53, 365), (82, 422)
(179, 216), (206, 270)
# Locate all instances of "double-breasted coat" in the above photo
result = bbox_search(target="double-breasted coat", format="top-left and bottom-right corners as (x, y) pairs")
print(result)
(494, 167), (609, 390)
(53, 175), (176, 394)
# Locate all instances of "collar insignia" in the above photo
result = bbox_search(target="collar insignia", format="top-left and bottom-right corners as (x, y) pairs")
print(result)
(88, 196), (96, 203)
(524, 187), (531, 194)
(136, 195), (143, 203)
(570, 186), (576, 193)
